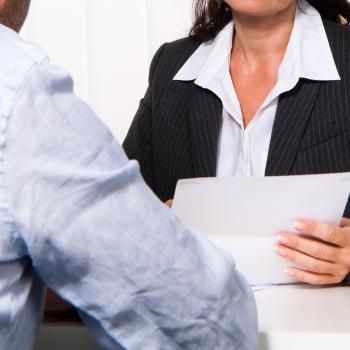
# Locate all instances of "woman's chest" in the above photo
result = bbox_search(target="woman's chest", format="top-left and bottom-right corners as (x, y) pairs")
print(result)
(230, 61), (279, 127)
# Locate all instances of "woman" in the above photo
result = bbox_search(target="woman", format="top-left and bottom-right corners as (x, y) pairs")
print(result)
(123, 0), (350, 285)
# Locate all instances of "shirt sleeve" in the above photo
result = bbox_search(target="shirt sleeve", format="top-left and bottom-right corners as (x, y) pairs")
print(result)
(4, 60), (257, 350)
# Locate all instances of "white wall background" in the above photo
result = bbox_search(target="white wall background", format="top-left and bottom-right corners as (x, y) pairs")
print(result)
(21, 0), (193, 142)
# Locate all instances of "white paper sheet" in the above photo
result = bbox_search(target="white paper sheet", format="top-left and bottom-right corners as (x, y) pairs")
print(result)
(172, 173), (350, 285)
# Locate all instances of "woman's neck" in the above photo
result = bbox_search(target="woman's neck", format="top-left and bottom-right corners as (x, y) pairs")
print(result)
(232, 3), (297, 68)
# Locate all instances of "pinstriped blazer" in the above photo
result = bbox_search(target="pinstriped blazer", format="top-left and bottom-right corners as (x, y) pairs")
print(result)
(123, 19), (350, 217)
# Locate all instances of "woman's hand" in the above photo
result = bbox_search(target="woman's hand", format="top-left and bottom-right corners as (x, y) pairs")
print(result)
(165, 199), (173, 208)
(275, 218), (350, 285)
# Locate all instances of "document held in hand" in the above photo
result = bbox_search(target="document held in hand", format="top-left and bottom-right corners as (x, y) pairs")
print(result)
(172, 173), (350, 285)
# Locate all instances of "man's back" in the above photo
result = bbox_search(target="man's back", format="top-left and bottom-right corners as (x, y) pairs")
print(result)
(0, 23), (47, 348)
(0, 23), (257, 350)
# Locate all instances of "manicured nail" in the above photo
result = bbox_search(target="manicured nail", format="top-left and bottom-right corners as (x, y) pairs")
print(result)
(294, 220), (308, 231)
(274, 246), (286, 256)
(277, 235), (289, 245)
(285, 269), (295, 277)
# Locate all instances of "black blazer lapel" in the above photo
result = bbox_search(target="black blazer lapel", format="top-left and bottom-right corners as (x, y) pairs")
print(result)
(265, 80), (322, 176)
(188, 84), (223, 178)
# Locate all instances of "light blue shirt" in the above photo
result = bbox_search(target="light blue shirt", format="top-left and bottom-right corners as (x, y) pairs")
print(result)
(0, 24), (257, 349)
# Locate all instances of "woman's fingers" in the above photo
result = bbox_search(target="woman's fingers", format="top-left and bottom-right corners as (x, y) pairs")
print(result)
(284, 267), (343, 285)
(275, 244), (341, 275)
(276, 232), (339, 262)
(275, 219), (350, 285)
(294, 220), (347, 247)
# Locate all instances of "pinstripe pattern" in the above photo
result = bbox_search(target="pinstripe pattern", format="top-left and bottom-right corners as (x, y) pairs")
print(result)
(188, 86), (222, 178)
(123, 20), (350, 216)
(265, 81), (322, 176)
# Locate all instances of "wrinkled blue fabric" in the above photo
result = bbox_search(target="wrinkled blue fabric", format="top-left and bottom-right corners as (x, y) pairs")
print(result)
(0, 24), (257, 349)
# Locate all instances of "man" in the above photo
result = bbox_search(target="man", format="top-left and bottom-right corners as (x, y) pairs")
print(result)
(0, 0), (257, 349)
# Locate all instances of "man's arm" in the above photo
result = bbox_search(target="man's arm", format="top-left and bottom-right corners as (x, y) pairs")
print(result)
(5, 60), (257, 349)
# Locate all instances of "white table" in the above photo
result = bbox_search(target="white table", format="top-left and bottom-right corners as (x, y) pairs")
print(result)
(256, 285), (350, 350)
(35, 285), (350, 350)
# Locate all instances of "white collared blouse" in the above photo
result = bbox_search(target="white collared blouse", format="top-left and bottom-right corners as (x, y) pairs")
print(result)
(174, 1), (340, 177)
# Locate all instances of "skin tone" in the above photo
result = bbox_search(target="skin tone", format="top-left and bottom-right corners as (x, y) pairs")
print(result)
(0, 0), (31, 32)
(168, 0), (350, 285)
(229, 0), (298, 127)
(276, 219), (350, 284)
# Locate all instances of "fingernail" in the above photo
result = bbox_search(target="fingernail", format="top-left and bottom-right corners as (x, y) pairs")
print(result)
(285, 268), (295, 277)
(277, 235), (289, 245)
(294, 220), (308, 231)
(274, 246), (286, 256)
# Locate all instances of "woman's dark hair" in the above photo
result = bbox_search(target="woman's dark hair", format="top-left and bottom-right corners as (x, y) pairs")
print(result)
(190, 0), (350, 41)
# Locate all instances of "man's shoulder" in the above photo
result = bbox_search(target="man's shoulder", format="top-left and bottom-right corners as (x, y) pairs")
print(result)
(0, 24), (47, 84)
(0, 25), (49, 120)
(151, 36), (203, 82)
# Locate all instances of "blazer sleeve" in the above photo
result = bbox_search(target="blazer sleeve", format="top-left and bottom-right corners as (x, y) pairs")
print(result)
(123, 43), (168, 191)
